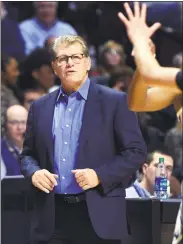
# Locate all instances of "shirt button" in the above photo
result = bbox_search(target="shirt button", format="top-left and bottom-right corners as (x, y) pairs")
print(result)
(64, 142), (68, 145)
(66, 124), (69, 127)
(68, 108), (71, 111)
(63, 159), (66, 162)
(62, 176), (65, 179)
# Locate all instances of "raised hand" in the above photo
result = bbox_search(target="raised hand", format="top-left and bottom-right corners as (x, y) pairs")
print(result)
(118, 2), (161, 44)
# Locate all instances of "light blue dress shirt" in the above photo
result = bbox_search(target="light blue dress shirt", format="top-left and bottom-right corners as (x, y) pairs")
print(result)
(52, 79), (90, 194)
(19, 17), (77, 55)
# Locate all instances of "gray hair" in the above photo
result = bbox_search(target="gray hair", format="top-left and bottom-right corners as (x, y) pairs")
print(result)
(52, 35), (89, 60)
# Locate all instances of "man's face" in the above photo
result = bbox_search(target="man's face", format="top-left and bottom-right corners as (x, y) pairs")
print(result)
(33, 65), (55, 90)
(6, 109), (28, 143)
(4, 58), (20, 85)
(36, 2), (57, 25)
(52, 43), (91, 89)
(104, 49), (122, 66)
(143, 152), (174, 189)
(24, 90), (45, 111)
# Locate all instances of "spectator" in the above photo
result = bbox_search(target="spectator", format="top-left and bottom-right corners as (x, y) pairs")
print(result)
(108, 66), (134, 92)
(19, 48), (55, 93)
(165, 118), (182, 169)
(19, 1), (77, 55)
(23, 86), (45, 111)
(1, 54), (20, 136)
(1, 2), (25, 62)
(98, 40), (126, 76)
(91, 40), (127, 86)
(126, 147), (174, 198)
(1, 105), (28, 176)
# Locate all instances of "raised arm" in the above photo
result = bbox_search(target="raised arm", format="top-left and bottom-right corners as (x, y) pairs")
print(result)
(118, 2), (181, 92)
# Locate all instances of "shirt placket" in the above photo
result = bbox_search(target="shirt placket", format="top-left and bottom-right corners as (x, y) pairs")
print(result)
(60, 96), (75, 192)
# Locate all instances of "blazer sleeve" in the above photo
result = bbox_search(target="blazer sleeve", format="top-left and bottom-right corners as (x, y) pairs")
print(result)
(19, 103), (40, 179)
(95, 93), (147, 194)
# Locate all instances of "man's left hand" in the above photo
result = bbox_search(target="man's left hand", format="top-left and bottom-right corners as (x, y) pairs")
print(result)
(72, 168), (100, 190)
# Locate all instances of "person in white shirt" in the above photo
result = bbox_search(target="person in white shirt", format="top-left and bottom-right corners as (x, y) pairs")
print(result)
(126, 148), (174, 198)
(19, 1), (77, 55)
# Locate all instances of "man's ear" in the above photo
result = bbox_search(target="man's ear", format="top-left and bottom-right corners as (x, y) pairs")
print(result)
(142, 163), (149, 175)
(51, 61), (57, 75)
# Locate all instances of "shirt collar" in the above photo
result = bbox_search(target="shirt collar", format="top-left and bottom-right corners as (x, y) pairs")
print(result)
(56, 78), (90, 102)
(34, 17), (58, 30)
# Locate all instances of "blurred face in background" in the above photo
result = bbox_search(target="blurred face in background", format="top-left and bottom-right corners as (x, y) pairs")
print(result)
(2, 58), (20, 85)
(35, 1), (57, 26)
(142, 152), (174, 192)
(104, 49), (122, 66)
(24, 89), (45, 111)
(6, 105), (28, 146)
(32, 65), (55, 90)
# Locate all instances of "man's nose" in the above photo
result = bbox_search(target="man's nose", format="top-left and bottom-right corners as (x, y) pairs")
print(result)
(67, 57), (74, 66)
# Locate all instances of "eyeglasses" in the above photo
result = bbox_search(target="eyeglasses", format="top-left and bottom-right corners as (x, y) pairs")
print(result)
(56, 53), (85, 65)
(8, 120), (27, 126)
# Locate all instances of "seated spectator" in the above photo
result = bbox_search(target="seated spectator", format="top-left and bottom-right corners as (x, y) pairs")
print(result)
(23, 86), (45, 111)
(19, 1), (77, 55)
(164, 118), (182, 169)
(1, 105), (28, 176)
(108, 66), (134, 92)
(90, 40), (127, 85)
(126, 147), (174, 198)
(19, 48), (55, 93)
(1, 2), (25, 62)
(1, 54), (21, 136)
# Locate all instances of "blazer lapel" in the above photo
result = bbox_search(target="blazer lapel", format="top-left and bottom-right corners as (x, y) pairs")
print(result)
(77, 82), (101, 168)
(42, 89), (60, 164)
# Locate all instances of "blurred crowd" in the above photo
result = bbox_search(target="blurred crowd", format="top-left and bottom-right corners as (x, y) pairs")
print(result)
(1, 1), (182, 200)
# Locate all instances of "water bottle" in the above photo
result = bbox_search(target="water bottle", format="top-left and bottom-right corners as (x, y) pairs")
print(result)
(154, 157), (168, 199)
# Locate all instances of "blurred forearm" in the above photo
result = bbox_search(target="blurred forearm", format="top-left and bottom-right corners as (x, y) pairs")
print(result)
(133, 38), (180, 89)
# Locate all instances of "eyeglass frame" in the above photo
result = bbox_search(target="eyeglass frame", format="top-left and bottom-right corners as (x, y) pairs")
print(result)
(55, 53), (86, 65)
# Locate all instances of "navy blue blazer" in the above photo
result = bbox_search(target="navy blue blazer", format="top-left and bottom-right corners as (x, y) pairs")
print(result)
(20, 82), (147, 242)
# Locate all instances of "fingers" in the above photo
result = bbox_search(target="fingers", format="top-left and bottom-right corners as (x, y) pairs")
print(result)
(118, 12), (129, 27)
(78, 180), (88, 188)
(134, 2), (140, 18)
(148, 22), (161, 37)
(44, 170), (58, 186)
(124, 2), (134, 20)
(36, 182), (50, 194)
(75, 175), (85, 184)
(141, 3), (147, 22)
(32, 169), (58, 194)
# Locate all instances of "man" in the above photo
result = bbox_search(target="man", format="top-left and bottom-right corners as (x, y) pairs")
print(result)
(23, 86), (45, 111)
(126, 148), (174, 198)
(20, 35), (147, 244)
(19, 1), (77, 55)
(118, 2), (182, 243)
(1, 105), (28, 176)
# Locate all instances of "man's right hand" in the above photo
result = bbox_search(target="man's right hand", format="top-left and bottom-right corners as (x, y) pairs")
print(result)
(32, 169), (58, 193)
